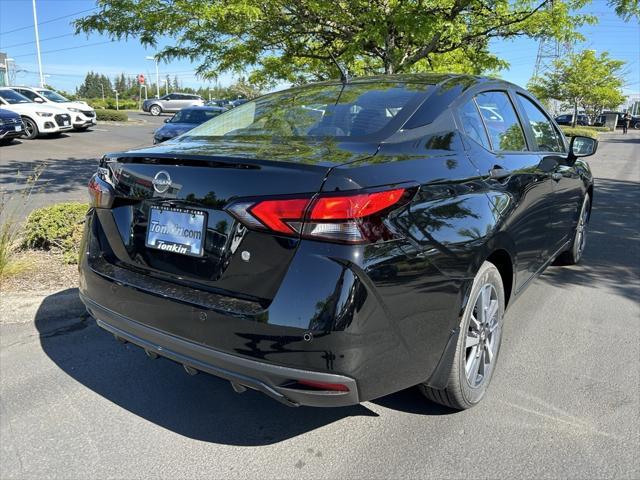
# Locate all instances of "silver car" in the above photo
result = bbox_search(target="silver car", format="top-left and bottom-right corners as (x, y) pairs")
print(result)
(142, 93), (204, 116)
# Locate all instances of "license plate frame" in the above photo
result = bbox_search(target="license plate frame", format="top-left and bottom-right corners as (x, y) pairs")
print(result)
(145, 206), (207, 257)
(15, 125), (22, 131)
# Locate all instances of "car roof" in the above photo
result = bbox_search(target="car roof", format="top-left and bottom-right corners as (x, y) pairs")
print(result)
(181, 105), (226, 112)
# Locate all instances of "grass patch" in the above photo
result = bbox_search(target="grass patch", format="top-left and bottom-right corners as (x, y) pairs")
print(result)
(22, 202), (89, 264)
(96, 109), (129, 122)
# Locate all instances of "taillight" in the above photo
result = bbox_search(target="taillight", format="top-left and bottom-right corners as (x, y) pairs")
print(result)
(88, 168), (115, 208)
(227, 186), (413, 244)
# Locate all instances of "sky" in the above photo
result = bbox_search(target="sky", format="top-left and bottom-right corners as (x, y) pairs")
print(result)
(1, 0), (638, 97)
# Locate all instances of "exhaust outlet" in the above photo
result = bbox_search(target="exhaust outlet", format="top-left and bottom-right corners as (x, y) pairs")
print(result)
(231, 382), (247, 394)
(183, 364), (198, 376)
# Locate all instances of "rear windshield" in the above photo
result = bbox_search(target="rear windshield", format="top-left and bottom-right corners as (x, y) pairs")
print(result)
(181, 82), (431, 140)
(0, 89), (32, 105)
(171, 109), (222, 124)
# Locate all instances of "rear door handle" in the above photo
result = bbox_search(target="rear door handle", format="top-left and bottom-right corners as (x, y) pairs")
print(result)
(551, 172), (563, 181)
(489, 167), (512, 180)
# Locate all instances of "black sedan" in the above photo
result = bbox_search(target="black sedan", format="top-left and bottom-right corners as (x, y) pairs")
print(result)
(153, 106), (226, 144)
(554, 113), (590, 126)
(81, 74), (596, 410)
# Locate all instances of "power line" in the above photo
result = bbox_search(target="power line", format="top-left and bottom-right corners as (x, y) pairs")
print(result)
(0, 6), (98, 36)
(1, 32), (75, 49)
(11, 40), (114, 58)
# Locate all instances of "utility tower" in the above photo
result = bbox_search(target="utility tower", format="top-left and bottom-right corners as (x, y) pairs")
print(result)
(531, 0), (572, 115)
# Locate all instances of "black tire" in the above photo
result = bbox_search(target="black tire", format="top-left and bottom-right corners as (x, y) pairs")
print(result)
(21, 117), (39, 139)
(149, 104), (162, 116)
(558, 193), (591, 265)
(0, 138), (14, 146)
(420, 261), (505, 410)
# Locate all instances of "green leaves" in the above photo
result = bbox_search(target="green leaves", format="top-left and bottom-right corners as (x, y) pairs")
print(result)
(75, 0), (603, 85)
(528, 49), (626, 121)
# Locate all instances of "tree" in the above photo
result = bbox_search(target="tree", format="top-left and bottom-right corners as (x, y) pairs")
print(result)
(608, 0), (640, 21)
(528, 50), (625, 126)
(76, 0), (595, 86)
(77, 71), (113, 98)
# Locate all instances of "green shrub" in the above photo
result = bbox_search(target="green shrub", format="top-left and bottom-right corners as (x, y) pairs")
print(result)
(560, 126), (600, 139)
(96, 109), (129, 122)
(22, 202), (89, 264)
(86, 98), (139, 110)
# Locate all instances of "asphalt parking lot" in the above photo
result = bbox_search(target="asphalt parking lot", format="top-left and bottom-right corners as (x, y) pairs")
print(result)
(0, 112), (166, 217)
(0, 122), (639, 479)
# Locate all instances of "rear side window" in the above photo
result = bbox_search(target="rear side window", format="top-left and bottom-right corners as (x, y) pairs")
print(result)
(15, 89), (38, 101)
(475, 91), (527, 152)
(459, 99), (490, 149)
(516, 94), (565, 152)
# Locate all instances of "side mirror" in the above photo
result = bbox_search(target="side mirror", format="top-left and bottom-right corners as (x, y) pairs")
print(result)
(569, 135), (597, 158)
(34, 97), (45, 103)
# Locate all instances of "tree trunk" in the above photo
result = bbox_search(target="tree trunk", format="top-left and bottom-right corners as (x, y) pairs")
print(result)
(572, 100), (578, 128)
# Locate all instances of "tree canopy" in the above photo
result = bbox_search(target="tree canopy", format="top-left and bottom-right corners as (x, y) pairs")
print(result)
(528, 49), (626, 124)
(76, 0), (597, 86)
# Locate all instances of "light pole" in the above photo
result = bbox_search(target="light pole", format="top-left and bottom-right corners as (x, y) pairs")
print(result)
(113, 90), (119, 110)
(145, 56), (160, 98)
(31, 0), (45, 87)
(100, 84), (104, 101)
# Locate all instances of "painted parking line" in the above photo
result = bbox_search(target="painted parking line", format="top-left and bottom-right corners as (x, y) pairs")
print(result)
(92, 128), (110, 132)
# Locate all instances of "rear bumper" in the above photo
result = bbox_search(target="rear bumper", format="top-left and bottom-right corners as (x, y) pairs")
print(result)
(0, 126), (23, 139)
(81, 293), (359, 407)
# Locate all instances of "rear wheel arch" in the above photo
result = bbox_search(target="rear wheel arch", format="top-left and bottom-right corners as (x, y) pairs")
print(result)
(485, 249), (514, 308)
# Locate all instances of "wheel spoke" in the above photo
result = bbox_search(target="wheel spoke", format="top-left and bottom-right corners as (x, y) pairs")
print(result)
(466, 332), (480, 348)
(465, 346), (478, 375)
(486, 299), (498, 324)
(484, 340), (494, 363)
(469, 313), (481, 331)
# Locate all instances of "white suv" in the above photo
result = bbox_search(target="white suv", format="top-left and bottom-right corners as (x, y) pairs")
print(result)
(0, 88), (73, 139)
(10, 86), (96, 131)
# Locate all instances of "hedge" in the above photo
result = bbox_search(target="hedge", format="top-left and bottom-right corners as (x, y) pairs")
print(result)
(87, 98), (139, 110)
(560, 126), (600, 139)
(96, 109), (129, 122)
(22, 202), (89, 264)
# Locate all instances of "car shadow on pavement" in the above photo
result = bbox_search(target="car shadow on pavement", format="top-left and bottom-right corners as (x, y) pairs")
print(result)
(0, 157), (99, 196)
(540, 177), (639, 301)
(35, 289), (382, 445)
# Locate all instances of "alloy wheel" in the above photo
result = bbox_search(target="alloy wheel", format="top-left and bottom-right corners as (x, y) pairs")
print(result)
(465, 283), (501, 387)
(23, 119), (36, 139)
(575, 196), (590, 260)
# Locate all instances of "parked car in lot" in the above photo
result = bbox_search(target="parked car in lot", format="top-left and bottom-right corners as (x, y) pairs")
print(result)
(554, 113), (590, 126)
(0, 88), (72, 139)
(142, 93), (204, 116)
(82, 74), (596, 410)
(153, 106), (226, 144)
(10, 86), (96, 131)
(0, 108), (24, 145)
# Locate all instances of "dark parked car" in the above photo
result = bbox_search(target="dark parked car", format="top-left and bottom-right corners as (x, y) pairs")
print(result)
(142, 93), (204, 116)
(554, 113), (590, 126)
(0, 108), (24, 145)
(81, 74), (596, 410)
(594, 112), (640, 129)
(153, 106), (226, 144)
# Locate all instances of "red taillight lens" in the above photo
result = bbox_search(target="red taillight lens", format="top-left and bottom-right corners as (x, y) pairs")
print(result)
(88, 172), (115, 209)
(227, 186), (412, 244)
(248, 198), (310, 234)
(309, 188), (406, 220)
(295, 380), (350, 392)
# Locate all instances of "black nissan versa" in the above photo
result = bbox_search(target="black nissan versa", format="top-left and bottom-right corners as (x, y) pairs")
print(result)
(80, 74), (597, 410)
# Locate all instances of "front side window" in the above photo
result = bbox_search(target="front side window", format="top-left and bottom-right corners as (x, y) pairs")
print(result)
(14, 89), (39, 101)
(182, 82), (430, 140)
(459, 99), (490, 149)
(0, 89), (32, 104)
(517, 94), (565, 152)
(475, 91), (527, 151)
